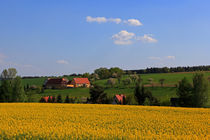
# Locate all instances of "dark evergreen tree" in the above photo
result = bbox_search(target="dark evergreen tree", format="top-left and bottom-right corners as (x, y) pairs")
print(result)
(176, 77), (193, 107)
(89, 84), (107, 104)
(57, 95), (62, 103)
(192, 73), (208, 107)
(65, 96), (70, 103)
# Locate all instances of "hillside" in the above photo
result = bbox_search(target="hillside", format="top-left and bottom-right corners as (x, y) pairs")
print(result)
(23, 71), (210, 106)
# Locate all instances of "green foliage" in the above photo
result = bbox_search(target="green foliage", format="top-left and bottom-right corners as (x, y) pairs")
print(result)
(134, 83), (146, 105)
(159, 79), (165, 87)
(176, 73), (208, 107)
(176, 77), (193, 107)
(192, 73), (208, 107)
(134, 83), (159, 106)
(57, 95), (62, 103)
(0, 80), (13, 102)
(106, 78), (116, 88)
(65, 96), (70, 103)
(89, 84), (107, 104)
(94, 68), (110, 79)
(12, 76), (26, 102)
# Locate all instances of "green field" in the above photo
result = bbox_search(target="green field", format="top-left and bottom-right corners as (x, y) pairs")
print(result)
(23, 71), (210, 106)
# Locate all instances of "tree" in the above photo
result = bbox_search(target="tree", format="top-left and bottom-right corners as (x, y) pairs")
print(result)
(57, 95), (63, 103)
(192, 73), (208, 107)
(0, 80), (13, 102)
(89, 84), (107, 104)
(134, 82), (159, 105)
(82, 73), (90, 79)
(134, 83), (147, 105)
(130, 74), (138, 83)
(1, 68), (17, 80)
(122, 78), (131, 86)
(176, 77), (193, 107)
(148, 78), (154, 87)
(94, 68), (110, 79)
(109, 67), (124, 78)
(159, 79), (165, 87)
(107, 78), (116, 87)
(12, 76), (26, 102)
(65, 96), (70, 103)
(176, 73), (208, 107)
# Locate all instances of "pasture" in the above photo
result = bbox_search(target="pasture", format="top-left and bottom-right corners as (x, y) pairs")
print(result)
(23, 71), (210, 106)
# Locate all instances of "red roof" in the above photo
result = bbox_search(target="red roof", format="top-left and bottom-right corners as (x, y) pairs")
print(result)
(73, 78), (90, 84)
(115, 94), (126, 104)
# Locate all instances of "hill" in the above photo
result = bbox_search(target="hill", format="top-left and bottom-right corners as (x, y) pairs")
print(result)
(24, 71), (210, 107)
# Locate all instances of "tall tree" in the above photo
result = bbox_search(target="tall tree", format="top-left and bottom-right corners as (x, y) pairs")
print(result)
(0, 80), (13, 102)
(134, 83), (146, 105)
(89, 84), (107, 104)
(192, 73), (208, 107)
(12, 76), (26, 102)
(176, 77), (193, 107)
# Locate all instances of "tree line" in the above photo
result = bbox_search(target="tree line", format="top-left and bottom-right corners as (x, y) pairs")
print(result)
(125, 65), (210, 74)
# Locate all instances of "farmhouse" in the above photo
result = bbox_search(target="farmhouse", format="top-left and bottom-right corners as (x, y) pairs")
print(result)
(44, 78), (69, 89)
(70, 78), (90, 88)
(113, 94), (126, 104)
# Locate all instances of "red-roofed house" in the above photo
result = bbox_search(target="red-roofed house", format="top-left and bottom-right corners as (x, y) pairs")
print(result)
(113, 94), (126, 104)
(44, 78), (69, 89)
(70, 78), (90, 88)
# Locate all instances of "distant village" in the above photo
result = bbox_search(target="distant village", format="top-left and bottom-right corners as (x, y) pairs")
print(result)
(44, 77), (91, 89)
(42, 77), (125, 104)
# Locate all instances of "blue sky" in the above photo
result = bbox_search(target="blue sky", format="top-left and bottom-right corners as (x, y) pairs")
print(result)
(0, 0), (210, 76)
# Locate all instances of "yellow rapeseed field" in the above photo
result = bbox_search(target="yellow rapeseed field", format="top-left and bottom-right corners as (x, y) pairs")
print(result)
(0, 103), (209, 139)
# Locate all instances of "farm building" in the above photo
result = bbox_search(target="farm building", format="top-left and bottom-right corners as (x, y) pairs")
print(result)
(44, 78), (69, 89)
(113, 94), (126, 104)
(70, 78), (90, 88)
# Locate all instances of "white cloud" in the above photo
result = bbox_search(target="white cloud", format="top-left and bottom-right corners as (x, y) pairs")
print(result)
(86, 16), (143, 26)
(112, 30), (135, 45)
(166, 56), (175, 60)
(148, 56), (176, 61)
(86, 16), (107, 23)
(125, 19), (143, 26)
(56, 60), (69, 65)
(108, 18), (122, 24)
(137, 34), (158, 43)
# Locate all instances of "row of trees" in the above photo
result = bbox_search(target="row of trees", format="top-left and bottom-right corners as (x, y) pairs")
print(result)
(0, 68), (27, 102)
(88, 72), (209, 107)
(126, 65), (210, 74)
(175, 73), (208, 107)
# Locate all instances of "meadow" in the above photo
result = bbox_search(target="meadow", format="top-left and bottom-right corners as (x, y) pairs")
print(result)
(0, 103), (209, 139)
(24, 71), (210, 106)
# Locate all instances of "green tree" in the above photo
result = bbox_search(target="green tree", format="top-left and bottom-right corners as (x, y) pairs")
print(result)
(94, 68), (110, 79)
(134, 83), (146, 105)
(57, 95), (63, 103)
(192, 73), (208, 107)
(0, 80), (13, 102)
(107, 78), (116, 88)
(65, 96), (70, 103)
(89, 84), (107, 104)
(159, 79), (165, 87)
(176, 77), (193, 107)
(12, 76), (26, 102)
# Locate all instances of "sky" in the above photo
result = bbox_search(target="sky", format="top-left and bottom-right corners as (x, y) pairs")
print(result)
(0, 0), (210, 76)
